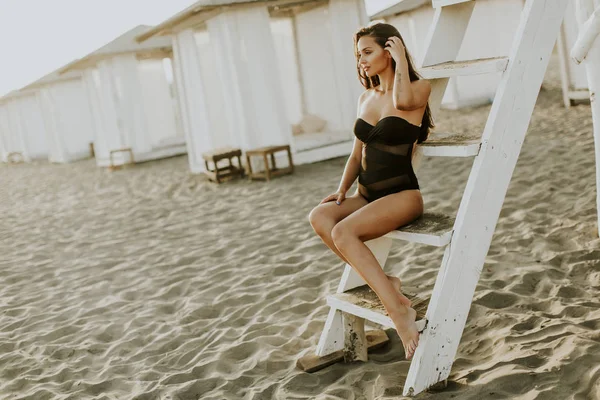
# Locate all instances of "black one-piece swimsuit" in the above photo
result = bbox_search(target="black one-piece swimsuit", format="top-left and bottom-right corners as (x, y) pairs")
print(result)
(353, 116), (420, 203)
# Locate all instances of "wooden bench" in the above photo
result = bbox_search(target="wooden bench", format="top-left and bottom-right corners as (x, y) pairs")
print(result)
(201, 147), (244, 183)
(245, 145), (294, 181)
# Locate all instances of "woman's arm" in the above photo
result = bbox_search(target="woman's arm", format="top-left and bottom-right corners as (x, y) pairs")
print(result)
(386, 37), (431, 111)
(337, 92), (367, 193)
(337, 138), (363, 193)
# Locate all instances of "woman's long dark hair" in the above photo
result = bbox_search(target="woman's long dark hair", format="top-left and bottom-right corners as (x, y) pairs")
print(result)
(354, 23), (434, 143)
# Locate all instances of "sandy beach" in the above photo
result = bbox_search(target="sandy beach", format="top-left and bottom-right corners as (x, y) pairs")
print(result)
(1, 53), (600, 399)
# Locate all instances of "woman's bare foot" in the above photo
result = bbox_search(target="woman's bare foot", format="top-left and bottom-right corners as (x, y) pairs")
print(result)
(387, 275), (412, 307)
(389, 306), (420, 360)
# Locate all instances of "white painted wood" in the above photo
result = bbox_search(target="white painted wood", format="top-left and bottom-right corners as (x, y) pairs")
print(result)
(342, 313), (368, 362)
(418, 57), (509, 79)
(571, 5), (600, 63)
(316, 237), (392, 356)
(432, 0), (474, 7)
(557, 23), (575, 108)
(569, 89), (592, 100)
(383, 212), (455, 246)
(403, 0), (570, 396)
(558, 0), (591, 104)
(327, 292), (428, 332)
(316, 308), (345, 356)
(419, 2), (476, 114)
(418, 140), (481, 157)
(572, 0), (600, 237)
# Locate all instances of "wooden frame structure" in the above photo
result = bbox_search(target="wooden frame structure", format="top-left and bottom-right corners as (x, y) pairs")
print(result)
(201, 147), (244, 183)
(245, 145), (294, 181)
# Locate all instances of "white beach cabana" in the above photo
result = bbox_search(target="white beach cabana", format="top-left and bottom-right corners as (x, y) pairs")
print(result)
(136, 0), (369, 173)
(0, 90), (49, 163)
(371, 0), (524, 109)
(20, 69), (95, 163)
(60, 25), (186, 167)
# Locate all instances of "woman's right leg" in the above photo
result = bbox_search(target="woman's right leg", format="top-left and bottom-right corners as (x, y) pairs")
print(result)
(308, 191), (410, 306)
(308, 190), (368, 263)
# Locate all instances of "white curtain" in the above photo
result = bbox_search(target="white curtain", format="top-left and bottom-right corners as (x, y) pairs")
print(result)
(172, 29), (214, 173)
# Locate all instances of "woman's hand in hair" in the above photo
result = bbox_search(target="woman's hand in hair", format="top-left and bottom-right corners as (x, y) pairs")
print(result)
(384, 36), (407, 64)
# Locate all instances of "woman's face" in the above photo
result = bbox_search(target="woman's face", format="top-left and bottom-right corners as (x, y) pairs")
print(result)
(357, 35), (390, 77)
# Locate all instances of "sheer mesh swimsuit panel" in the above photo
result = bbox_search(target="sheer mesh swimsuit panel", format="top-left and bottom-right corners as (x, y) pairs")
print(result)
(354, 115), (420, 203)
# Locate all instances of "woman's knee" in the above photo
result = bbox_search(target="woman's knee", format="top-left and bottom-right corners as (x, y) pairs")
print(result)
(308, 205), (334, 236)
(331, 221), (351, 248)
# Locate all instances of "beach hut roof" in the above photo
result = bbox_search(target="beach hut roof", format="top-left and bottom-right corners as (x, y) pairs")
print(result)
(0, 89), (38, 104)
(371, 0), (429, 20)
(61, 25), (173, 72)
(136, 0), (327, 42)
(21, 69), (83, 91)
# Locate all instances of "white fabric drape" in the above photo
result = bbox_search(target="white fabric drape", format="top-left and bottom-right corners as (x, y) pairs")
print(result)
(207, 5), (291, 149)
(172, 29), (214, 173)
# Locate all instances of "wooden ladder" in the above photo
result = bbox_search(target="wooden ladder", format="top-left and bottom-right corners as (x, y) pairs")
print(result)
(298, 0), (570, 396)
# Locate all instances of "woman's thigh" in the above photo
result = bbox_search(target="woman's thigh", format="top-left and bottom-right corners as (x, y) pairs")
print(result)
(332, 189), (423, 242)
(309, 190), (369, 229)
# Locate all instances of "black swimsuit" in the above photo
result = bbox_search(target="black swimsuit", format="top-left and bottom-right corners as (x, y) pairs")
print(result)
(353, 116), (420, 203)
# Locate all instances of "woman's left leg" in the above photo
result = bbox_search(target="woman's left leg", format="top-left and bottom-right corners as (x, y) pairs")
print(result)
(330, 189), (423, 359)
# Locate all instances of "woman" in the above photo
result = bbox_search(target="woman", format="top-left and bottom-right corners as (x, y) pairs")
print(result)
(308, 23), (434, 360)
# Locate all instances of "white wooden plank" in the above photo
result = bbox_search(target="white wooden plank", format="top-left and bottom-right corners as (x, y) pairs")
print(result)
(342, 313), (368, 362)
(572, 0), (600, 237)
(432, 0), (474, 7)
(419, 2), (476, 115)
(418, 57), (509, 79)
(404, 0), (571, 396)
(383, 212), (455, 247)
(327, 291), (428, 332)
(419, 131), (482, 157)
(315, 308), (344, 356)
(568, 88), (591, 100)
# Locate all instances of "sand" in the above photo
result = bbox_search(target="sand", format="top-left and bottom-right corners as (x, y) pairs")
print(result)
(1, 54), (600, 399)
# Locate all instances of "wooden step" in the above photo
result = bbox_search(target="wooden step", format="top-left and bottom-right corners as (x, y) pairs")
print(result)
(327, 285), (430, 332)
(432, 0), (474, 7)
(418, 57), (509, 79)
(419, 131), (482, 157)
(383, 212), (454, 246)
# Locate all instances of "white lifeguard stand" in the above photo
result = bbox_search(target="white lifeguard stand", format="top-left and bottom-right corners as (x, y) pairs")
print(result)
(20, 69), (95, 163)
(60, 25), (186, 168)
(297, 0), (572, 396)
(136, 0), (370, 174)
(0, 90), (49, 163)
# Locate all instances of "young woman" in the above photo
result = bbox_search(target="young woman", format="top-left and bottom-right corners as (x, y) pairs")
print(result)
(308, 23), (434, 360)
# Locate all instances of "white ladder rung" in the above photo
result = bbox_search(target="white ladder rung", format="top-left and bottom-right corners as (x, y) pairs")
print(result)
(383, 212), (454, 246)
(432, 0), (474, 8)
(327, 285), (428, 332)
(418, 57), (509, 79)
(420, 132), (482, 157)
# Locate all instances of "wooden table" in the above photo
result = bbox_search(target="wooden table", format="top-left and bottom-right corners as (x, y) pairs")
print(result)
(201, 147), (244, 183)
(245, 144), (294, 181)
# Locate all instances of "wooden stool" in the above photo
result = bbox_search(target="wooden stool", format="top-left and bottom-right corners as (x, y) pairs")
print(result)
(245, 144), (294, 181)
(201, 147), (244, 183)
(109, 148), (135, 171)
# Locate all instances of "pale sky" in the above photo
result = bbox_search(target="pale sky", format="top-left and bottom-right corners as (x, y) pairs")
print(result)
(0, 0), (394, 97)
